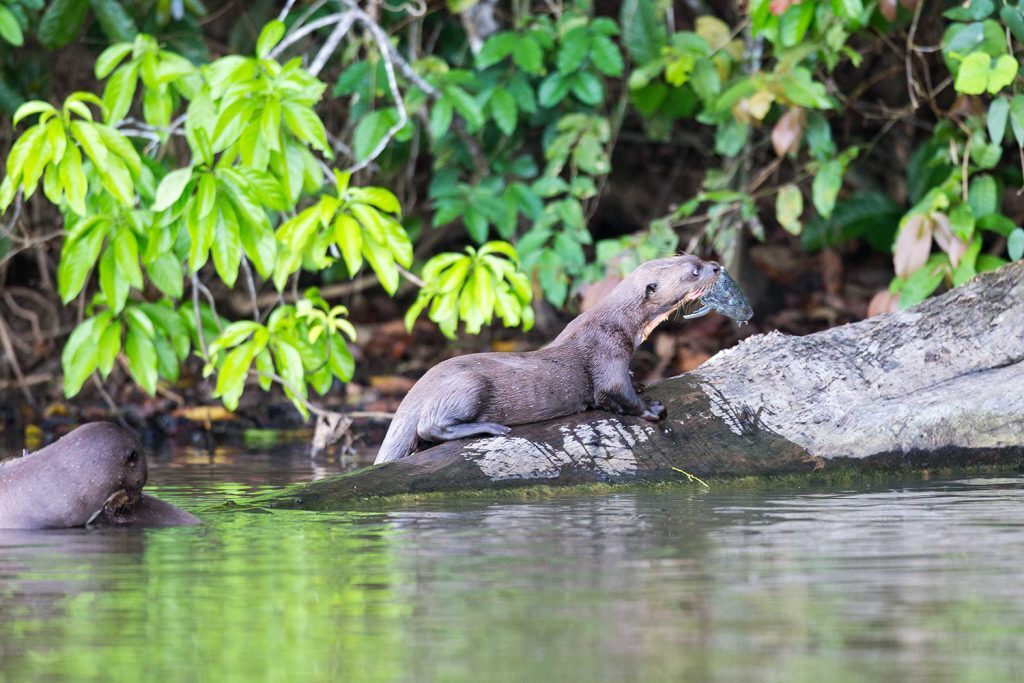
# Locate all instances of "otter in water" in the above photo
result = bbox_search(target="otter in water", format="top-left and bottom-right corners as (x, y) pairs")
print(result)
(374, 255), (721, 464)
(0, 422), (200, 529)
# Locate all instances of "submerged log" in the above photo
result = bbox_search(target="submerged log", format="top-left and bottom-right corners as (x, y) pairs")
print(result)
(269, 261), (1024, 510)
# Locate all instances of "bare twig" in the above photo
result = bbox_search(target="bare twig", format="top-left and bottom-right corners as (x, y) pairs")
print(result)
(240, 257), (261, 321)
(308, 14), (356, 76)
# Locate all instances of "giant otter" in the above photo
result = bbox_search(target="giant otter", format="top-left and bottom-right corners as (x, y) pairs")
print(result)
(374, 254), (721, 464)
(0, 422), (200, 529)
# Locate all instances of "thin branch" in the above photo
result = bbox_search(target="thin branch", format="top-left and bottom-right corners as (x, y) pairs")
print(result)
(308, 14), (356, 76)
(240, 257), (261, 321)
(268, 12), (348, 59)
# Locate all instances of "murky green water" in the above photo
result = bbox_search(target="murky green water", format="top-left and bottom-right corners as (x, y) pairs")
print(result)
(2, 444), (1023, 682)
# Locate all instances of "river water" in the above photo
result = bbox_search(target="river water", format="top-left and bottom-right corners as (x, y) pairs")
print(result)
(1, 443), (1023, 682)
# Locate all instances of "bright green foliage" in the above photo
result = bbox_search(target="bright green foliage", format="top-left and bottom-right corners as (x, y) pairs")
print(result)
(5, 0), (1024, 414)
(406, 242), (533, 339)
(1, 18), (530, 417)
(272, 170), (412, 294)
(203, 290), (357, 417)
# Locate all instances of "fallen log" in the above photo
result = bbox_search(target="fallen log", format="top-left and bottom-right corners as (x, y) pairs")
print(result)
(268, 261), (1024, 510)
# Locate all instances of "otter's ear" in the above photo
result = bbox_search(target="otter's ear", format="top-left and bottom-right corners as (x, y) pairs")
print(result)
(645, 283), (658, 299)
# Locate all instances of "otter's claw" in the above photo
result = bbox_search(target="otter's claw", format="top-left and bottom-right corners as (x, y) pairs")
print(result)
(640, 400), (666, 422)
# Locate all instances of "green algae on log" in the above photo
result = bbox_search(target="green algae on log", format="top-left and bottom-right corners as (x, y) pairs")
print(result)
(267, 261), (1024, 510)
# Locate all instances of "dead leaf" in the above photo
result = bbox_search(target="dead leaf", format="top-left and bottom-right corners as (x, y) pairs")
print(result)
(770, 0), (800, 15)
(171, 405), (237, 422)
(931, 212), (969, 268)
(369, 375), (416, 395)
(893, 213), (934, 278)
(867, 290), (901, 317)
(899, 0), (918, 9)
(879, 0), (898, 20)
(733, 91), (775, 124)
(772, 107), (806, 157)
(579, 275), (622, 312)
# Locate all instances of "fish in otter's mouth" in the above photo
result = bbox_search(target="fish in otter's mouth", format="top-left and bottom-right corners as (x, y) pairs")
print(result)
(683, 268), (753, 324)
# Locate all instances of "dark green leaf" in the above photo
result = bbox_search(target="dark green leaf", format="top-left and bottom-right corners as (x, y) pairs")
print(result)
(988, 96), (1010, 146)
(38, 0), (89, 48)
(91, 0), (137, 42)
(570, 72), (604, 105)
(490, 89), (517, 135)
(619, 0), (667, 64)
(353, 108), (400, 161)
(589, 34), (624, 77)
(557, 27), (590, 74)
(968, 175), (999, 218)
(512, 36), (543, 74)
(538, 73), (571, 108)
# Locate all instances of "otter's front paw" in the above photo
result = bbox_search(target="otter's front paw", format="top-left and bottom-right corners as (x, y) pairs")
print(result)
(640, 400), (666, 422)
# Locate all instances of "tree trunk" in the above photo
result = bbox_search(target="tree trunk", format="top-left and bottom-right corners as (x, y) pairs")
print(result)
(268, 262), (1024, 510)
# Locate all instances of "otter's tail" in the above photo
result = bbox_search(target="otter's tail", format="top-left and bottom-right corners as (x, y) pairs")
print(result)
(374, 406), (420, 465)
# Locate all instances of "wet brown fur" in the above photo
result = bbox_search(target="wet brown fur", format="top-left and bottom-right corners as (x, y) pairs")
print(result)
(375, 255), (720, 464)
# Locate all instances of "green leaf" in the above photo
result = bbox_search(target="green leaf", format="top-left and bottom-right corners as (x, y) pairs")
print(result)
(96, 42), (133, 79)
(478, 32), (517, 69)
(214, 341), (255, 410)
(334, 213), (363, 275)
(590, 34), (624, 77)
(776, 184), (804, 235)
(273, 339), (307, 415)
(13, 101), (56, 126)
(59, 146), (88, 215)
(949, 202), (975, 241)
(512, 36), (543, 74)
(429, 98), (453, 139)
(38, 0), (90, 48)
(988, 54), (1018, 94)
(570, 72), (604, 106)
(363, 234), (399, 294)
(0, 6), (24, 46)
(1009, 228), (1024, 260)
(538, 73), (571, 108)
(944, 0), (994, 21)
(445, 86), (485, 129)
(812, 159), (844, 219)
(968, 175), (998, 218)
(212, 203), (242, 287)
(96, 319), (122, 376)
(490, 89), (517, 136)
(146, 253), (184, 298)
(256, 20), (285, 59)
(91, 0), (138, 43)
(153, 167), (193, 211)
(113, 228), (143, 289)
(353, 108), (399, 162)
(557, 27), (590, 74)
(1011, 94), (1024, 146)
(62, 316), (102, 397)
(988, 96), (1010, 146)
(57, 219), (105, 302)
(1002, 6), (1024, 44)
(620, 0), (667, 64)
(955, 52), (993, 95)
(899, 260), (944, 308)
(99, 244), (129, 313)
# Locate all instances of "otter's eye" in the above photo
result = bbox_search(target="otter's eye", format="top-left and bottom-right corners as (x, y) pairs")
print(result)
(645, 283), (657, 298)
(691, 266), (700, 277)
(127, 450), (139, 466)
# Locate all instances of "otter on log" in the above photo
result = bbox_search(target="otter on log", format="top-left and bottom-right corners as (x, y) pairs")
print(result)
(374, 255), (721, 464)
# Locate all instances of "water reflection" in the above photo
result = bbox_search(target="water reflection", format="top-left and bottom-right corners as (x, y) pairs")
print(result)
(1, 450), (1023, 682)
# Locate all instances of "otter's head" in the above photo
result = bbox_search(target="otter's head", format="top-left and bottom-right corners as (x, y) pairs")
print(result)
(629, 255), (721, 341)
(71, 422), (148, 511)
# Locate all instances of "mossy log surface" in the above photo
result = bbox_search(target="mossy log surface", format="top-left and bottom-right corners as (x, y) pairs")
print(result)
(268, 262), (1024, 510)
